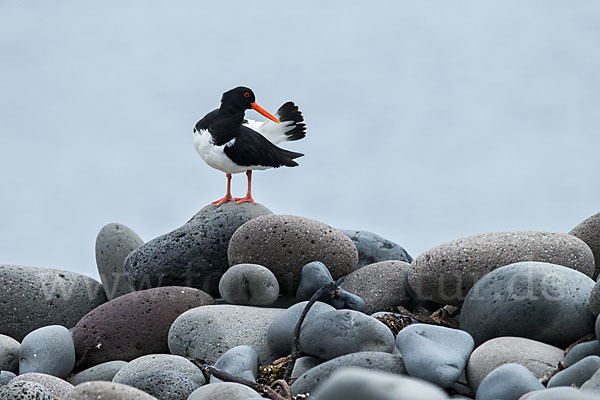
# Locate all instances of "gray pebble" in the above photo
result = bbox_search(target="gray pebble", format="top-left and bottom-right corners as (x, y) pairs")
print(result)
(565, 341), (600, 367)
(63, 381), (158, 399)
(590, 281), (600, 317)
(299, 310), (395, 360)
(210, 345), (258, 384)
(0, 371), (16, 386)
(547, 355), (600, 388)
(95, 223), (143, 300)
(570, 211), (600, 279)
(475, 363), (543, 400)
(0, 380), (54, 400)
(524, 387), (600, 400)
(19, 325), (75, 378)
(0, 335), (19, 373)
(396, 323), (474, 388)
(11, 372), (74, 398)
(342, 229), (413, 268)
(68, 360), (128, 385)
(582, 367), (600, 392)
(188, 382), (262, 400)
(219, 264), (279, 306)
(291, 356), (323, 379)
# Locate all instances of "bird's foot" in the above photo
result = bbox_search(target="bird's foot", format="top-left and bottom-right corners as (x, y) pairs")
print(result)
(212, 194), (235, 206)
(234, 195), (256, 205)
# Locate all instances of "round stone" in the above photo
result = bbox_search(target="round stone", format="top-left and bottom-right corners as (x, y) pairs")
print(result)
(525, 387), (600, 400)
(342, 229), (413, 269)
(227, 214), (358, 295)
(395, 324), (474, 388)
(96, 223), (144, 300)
(466, 336), (564, 392)
(188, 382), (262, 400)
(210, 345), (258, 384)
(570, 211), (600, 279)
(475, 363), (544, 400)
(299, 310), (395, 360)
(168, 304), (284, 364)
(218, 264), (279, 306)
(407, 231), (595, 306)
(0, 380), (54, 400)
(19, 325), (75, 378)
(124, 202), (272, 296)
(0, 335), (20, 373)
(460, 262), (595, 347)
(11, 372), (74, 398)
(547, 356), (600, 388)
(590, 280), (600, 317)
(565, 341), (600, 367)
(68, 360), (128, 385)
(341, 260), (412, 314)
(0, 371), (16, 386)
(0, 265), (107, 341)
(63, 381), (158, 399)
(73, 286), (212, 367)
(291, 356), (323, 379)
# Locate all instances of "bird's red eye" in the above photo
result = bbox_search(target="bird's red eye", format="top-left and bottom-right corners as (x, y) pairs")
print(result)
(243, 92), (250, 98)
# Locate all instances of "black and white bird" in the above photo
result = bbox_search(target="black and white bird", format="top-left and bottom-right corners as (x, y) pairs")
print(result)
(193, 86), (306, 206)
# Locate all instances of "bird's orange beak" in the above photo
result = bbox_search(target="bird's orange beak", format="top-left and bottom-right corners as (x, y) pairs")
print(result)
(251, 102), (281, 123)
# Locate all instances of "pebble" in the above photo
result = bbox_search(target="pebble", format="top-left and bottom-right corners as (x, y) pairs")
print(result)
(466, 336), (563, 392)
(0, 335), (20, 373)
(523, 387), (600, 400)
(95, 223), (144, 299)
(311, 367), (449, 400)
(460, 261), (595, 347)
(291, 356), (323, 379)
(19, 325), (75, 378)
(0, 264), (107, 341)
(11, 372), (74, 398)
(581, 367), (600, 392)
(341, 260), (412, 315)
(68, 360), (128, 385)
(227, 214), (358, 295)
(267, 300), (336, 357)
(0, 380), (54, 400)
(124, 202), (272, 296)
(299, 310), (395, 360)
(188, 382), (262, 400)
(407, 231), (595, 306)
(395, 323), (474, 388)
(112, 354), (205, 399)
(168, 304), (284, 364)
(210, 345), (258, 384)
(63, 381), (158, 399)
(0, 371), (16, 386)
(476, 363), (544, 400)
(547, 355), (600, 388)
(341, 229), (413, 268)
(291, 351), (406, 396)
(73, 286), (213, 367)
(565, 341), (600, 367)
(590, 281), (600, 317)
(218, 264), (279, 306)
(570, 211), (600, 279)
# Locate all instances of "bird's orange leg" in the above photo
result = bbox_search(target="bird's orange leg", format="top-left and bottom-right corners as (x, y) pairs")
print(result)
(235, 170), (256, 205)
(212, 173), (235, 206)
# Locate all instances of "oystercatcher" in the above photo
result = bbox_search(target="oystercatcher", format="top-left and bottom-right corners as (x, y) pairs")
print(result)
(193, 86), (306, 206)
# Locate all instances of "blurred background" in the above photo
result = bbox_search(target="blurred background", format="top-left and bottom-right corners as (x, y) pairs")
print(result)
(1, 1), (599, 279)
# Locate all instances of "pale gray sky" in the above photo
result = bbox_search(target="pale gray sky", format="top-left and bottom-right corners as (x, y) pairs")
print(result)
(1, 1), (599, 279)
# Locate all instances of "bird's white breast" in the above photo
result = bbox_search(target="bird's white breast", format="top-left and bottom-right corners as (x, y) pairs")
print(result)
(193, 129), (247, 174)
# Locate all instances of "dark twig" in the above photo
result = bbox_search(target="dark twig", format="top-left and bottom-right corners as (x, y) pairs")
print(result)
(283, 278), (344, 382)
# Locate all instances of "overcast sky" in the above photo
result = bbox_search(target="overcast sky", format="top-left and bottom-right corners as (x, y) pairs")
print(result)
(1, 1), (599, 279)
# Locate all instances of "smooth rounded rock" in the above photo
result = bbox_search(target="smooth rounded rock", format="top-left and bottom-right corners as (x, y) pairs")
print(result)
(466, 336), (564, 392)
(547, 355), (600, 388)
(11, 373), (74, 398)
(0, 265), (107, 341)
(68, 360), (128, 385)
(291, 356), (323, 379)
(524, 387), (600, 400)
(476, 363), (544, 400)
(341, 260), (412, 314)
(460, 262), (595, 347)
(570, 212), (600, 279)
(63, 381), (158, 399)
(408, 231), (595, 306)
(219, 264), (279, 306)
(565, 341), (600, 367)
(590, 281), (600, 317)
(291, 352), (406, 396)
(0, 335), (19, 373)
(342, 229), (413, 268)
(582, 367), (600, 392)
(311, 367), (449, 400)
(0, 371), (16, 386)
(124, 203), (272, 296)
(73, 286), (213, 367)
(19, 325), (75, 378)
(396, 323), (474, 388)
(299, 310), (395, 360)
(188, 382), (262, 400)
(96, 223), (144, 300)
(267, 301), (336, 357)
(0, 380), (54, 400)
(228, 214), (358, 295)
(210, 345), (258, 384)
(169, 305), (284, 364)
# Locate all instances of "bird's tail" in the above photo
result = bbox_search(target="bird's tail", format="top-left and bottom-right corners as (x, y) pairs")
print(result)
(274, 102), (306, 142)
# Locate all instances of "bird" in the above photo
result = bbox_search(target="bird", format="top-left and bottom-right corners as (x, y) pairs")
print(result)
(193, 86), (306, 206)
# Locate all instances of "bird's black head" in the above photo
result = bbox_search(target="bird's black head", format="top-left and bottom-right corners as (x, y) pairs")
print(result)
(221, 86), (256, 110)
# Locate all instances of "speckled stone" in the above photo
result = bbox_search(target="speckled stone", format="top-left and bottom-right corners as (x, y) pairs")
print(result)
(73, 286), (213, 367)
(460, 262), (595, 347)
(466, 337), (564, 392)
(19, 325), (75, 378)
(341, 260), (412, 314)
(570, 212), (600, 279)
(0, 335), (20, 373)
(0, 265), (107, 341)
(227, 215), (358, 295)
(124, 202), (272, 296)
(63, 381), (158, 399)
(342, 229), (413, 268)
(168, 305), (284, 364)
(96, 223), (144, 299)
(547, 356), (600, 388)
(188, 382), (262, 400)
(218, 264), (279, 306)
(291, 352), (406, 397)
(11, 373), (74, 398)
(476, 363), (544, 400)
(0, 380), (54, 400)
(407, 231), (595, 306)
(68, 360), (128, 385)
